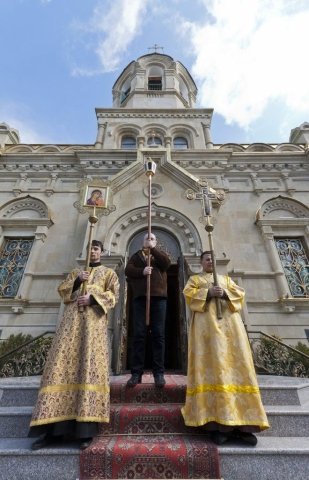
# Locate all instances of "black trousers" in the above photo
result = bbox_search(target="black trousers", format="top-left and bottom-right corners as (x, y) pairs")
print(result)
(130, 296), (167, 376)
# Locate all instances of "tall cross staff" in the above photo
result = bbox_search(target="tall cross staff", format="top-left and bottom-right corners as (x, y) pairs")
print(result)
(144, 157), (157, 326)
(193, 183), (223, 320)
(78, 207), (98, 313)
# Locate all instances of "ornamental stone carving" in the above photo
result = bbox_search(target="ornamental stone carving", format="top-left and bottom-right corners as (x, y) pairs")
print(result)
(0, 196), (49, 219)
(258, 196), (309, 220)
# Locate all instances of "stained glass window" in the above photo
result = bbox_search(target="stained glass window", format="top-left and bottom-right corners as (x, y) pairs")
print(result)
(0, 238), (33, 298)
(275, 238), (309, 298)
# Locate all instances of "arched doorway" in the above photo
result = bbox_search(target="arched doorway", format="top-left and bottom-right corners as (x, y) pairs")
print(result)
(125, 228), (186, 373)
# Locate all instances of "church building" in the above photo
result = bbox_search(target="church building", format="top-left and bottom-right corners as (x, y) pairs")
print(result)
(0, 53), (308, 373)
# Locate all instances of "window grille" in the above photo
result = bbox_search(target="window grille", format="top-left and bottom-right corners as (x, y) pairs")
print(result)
(275, 238), (309, 298)
(0, 238), (33, 298)
(148, 77), (162, 90)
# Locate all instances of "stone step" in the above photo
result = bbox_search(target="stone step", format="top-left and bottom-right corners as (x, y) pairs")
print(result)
(258, 375), (309, 406)
(0, 436), (308, 480)
(1, 374), (309, 407)
(1, 404), (308, 439)
(220, 436), (309, 480)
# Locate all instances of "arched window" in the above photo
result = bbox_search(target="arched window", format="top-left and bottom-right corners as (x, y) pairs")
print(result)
(147, 136), (162, 146)
(121, 136), (136, 149)
(0, 196), (53, 303)
(173, 137), (188, 149)
(120, 78), (131, 104)
(256, 196), (309, 302)
(148, 66), (163, 91)
(0, 238), (33, 297)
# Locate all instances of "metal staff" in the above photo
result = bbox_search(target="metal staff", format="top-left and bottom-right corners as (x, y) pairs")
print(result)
(144, 158), (157, 326)
(79, 207), (98, 313)
(205, 216), (222, 320)
(198, 184), (222, 320)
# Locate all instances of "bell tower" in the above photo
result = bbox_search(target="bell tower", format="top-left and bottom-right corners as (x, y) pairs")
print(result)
(112, 53), (197, 109)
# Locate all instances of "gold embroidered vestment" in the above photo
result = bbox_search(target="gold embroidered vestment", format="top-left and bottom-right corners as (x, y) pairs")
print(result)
(30, 265), (119, 427)
(181, 273), (269, 431)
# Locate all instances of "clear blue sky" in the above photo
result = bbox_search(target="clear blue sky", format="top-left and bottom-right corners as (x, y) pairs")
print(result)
(1, 0), (308, 145)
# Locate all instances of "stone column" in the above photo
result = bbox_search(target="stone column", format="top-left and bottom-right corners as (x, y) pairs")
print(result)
(136, 136), (145, 163)
(18, 226), (49, 300)
(164, 136), (172, 150)
(202, 122), (213, 149)
(95, 121), (107, 149)
(261, 225), (290, 298)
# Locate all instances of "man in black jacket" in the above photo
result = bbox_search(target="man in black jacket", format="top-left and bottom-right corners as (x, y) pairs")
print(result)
(125, 233), (171, 387)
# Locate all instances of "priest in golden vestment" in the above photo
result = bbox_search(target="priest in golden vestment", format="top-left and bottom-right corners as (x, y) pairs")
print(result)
(181, 251), (269, 446)
(29, 240), (119, 450)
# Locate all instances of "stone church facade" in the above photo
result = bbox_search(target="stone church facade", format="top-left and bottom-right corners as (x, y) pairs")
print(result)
(0, 53), (308, 373)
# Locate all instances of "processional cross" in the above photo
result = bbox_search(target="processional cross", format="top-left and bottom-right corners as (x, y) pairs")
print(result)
(194, 183), (217, 217)
(186, 181), (223, 319)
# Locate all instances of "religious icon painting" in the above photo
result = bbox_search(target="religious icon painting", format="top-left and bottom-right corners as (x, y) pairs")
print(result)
(74, 179), (116, 217)
(83, 185), (109, 209)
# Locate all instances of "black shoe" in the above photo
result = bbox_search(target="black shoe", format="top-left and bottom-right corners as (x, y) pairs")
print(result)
(31, 434), (54, 451)
(126, 374), (142, 387)
(80, 438), (93, 450)
(154, 374), (166, 388)
(211, 431), (229, 445)
(239, 432), (258, 446)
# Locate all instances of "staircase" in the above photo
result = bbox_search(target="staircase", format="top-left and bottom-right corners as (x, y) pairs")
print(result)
(0, 374), (308, 480)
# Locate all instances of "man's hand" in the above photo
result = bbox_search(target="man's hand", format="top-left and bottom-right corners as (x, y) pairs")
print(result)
(77, 293), (91, 306)
(208, 286), (225, 298)
(143, 266), (153, 276)
(79, 271), (90, 282)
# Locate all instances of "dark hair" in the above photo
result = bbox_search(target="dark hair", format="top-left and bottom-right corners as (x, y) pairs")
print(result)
(200, 250), (212, 260)
(91, 239), (104, 251)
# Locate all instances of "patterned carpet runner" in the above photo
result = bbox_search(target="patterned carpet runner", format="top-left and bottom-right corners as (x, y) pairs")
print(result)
(80, 374), (221, 479)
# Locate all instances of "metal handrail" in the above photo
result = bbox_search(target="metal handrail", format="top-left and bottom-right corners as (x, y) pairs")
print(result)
(248, 330), (309, 360)
(0, 331), (54, 362)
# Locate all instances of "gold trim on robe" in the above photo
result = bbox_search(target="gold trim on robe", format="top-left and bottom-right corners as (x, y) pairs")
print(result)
(181, 273), (269, 431)
(30, 265), (119, 428)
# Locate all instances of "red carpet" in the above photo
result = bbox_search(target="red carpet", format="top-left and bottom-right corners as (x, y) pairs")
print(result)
(80, 434), (220, 479)
(99, 405), (196, 434)
(110, 373), (186, 404)
(80, 374), (220, 479)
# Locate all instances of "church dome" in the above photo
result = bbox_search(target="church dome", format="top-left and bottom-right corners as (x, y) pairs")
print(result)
(112, 53), (197, 109)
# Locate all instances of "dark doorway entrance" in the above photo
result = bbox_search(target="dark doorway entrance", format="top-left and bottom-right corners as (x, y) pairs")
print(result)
(125, 229), (184, 373)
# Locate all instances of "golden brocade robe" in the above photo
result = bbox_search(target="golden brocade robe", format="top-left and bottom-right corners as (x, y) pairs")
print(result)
(181, 273), (269, 431)
(30, 265), (119, 427)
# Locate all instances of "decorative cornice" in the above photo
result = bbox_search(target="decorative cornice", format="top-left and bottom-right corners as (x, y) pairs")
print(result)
(2, 144), (92, 154)
(175, 159), (308, 172)
(96, 111), (212, 120)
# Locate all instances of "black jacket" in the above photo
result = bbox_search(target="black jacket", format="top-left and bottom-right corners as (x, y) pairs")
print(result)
(125, 248), (171, 299)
